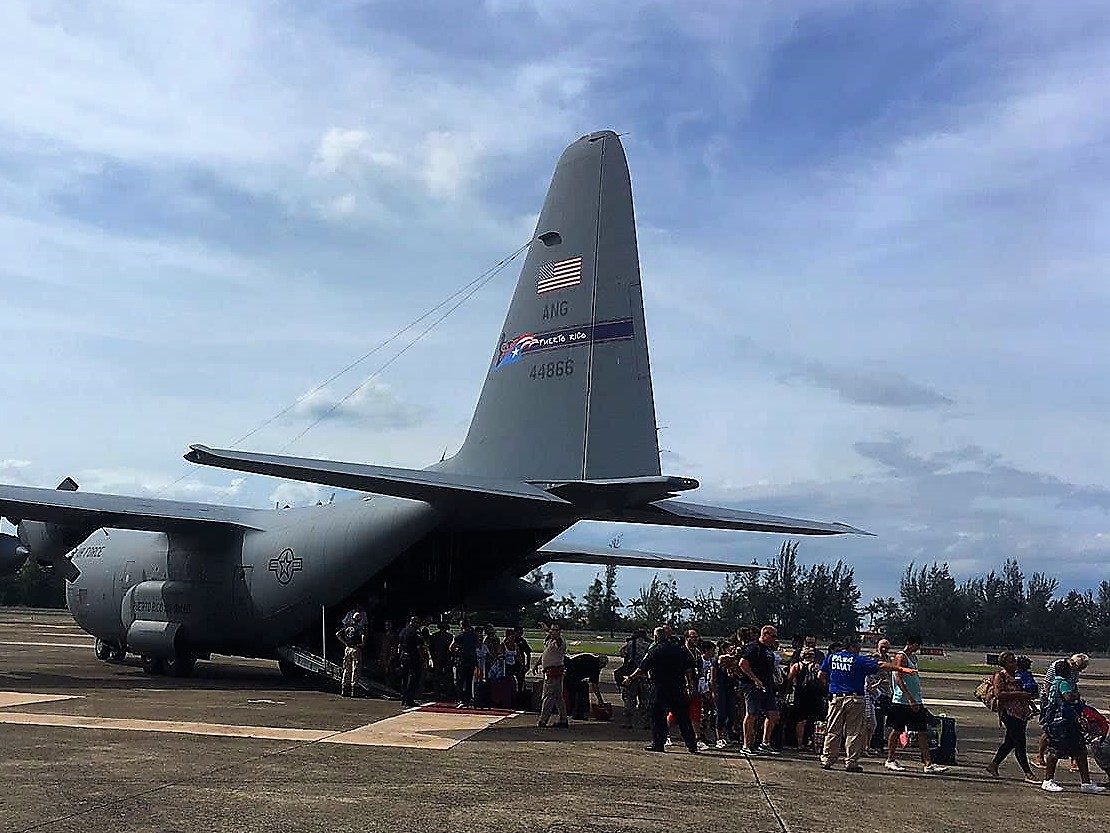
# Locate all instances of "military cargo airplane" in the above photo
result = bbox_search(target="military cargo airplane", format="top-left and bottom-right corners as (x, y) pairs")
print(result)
(0, 130), (866, 678)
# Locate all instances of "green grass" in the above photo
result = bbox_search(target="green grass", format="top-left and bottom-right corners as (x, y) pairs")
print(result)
(523, 630), (625, 656)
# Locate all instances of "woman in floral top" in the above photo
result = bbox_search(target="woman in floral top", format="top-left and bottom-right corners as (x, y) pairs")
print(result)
(985, 651), (1039, 783)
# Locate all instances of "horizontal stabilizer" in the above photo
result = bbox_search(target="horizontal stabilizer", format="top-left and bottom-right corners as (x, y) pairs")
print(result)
(0, 484), (264, 532)
(185, 446), (570, 505)
(587, 499), (871, 536)
(535, 542), (766, 574)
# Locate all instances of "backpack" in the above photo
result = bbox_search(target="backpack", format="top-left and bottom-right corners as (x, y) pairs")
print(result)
(975, 674), (999, 712)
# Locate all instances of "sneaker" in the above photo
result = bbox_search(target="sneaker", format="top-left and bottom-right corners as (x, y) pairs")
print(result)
(1023, 774), (1041, 785)
(884, 760), (905, 772)
(644, 745), (665, 753)
(553, 721), (570, 729)
(1041, 779), (1064, 792)
(819, 760), (833, 770)
(1080, 782), (1107, 794)
(740, 746), (758, 756)
(715, 738), (729, 750)
(923, 764), (949, 774)
(757, 743), (780, 755)
(845, 764), (864, 773)
(664, 737), (674, 747)
(696, 741), (710, 752)
(985, 763), (999, 778)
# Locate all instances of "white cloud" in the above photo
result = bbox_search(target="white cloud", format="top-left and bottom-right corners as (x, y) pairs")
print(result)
(76, 468), (247, 504)
(290, 380), (425, 430)
(419, 130), (486, 198)
(312, 128), (403, 178)
(269, 481), (325, 509)
(321, 192), (358, 218)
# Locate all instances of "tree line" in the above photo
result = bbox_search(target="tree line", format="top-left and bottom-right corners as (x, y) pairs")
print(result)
(522, 543), (1110, 652)
(867, 560), (1110, 651)
(521, 541), (862, 640)
(0, 560), (66, 608)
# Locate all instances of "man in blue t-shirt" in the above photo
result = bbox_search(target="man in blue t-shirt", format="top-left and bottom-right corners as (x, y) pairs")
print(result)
(818, 634), (911, 772)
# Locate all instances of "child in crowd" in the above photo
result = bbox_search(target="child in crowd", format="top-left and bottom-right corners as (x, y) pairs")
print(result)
(1015, 656), (1038, 695)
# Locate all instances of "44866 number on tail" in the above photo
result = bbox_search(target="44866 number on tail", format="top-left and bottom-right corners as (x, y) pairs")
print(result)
(529, 358), (574, 380)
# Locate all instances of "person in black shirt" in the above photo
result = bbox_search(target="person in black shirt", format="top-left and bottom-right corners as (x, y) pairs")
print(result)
(622, 627), (699, 754)
(738, 624), (781, 755)
(449, 617), (479, 708)
(397, 616), (423, 707)
(564, 653), (609, 719)
(428, 621), (454, 701)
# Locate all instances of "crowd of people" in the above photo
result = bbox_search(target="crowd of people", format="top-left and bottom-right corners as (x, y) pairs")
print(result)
(337, 611), (534, 708)
(335, 609), (1108, 793)
(612, 622), (1107, 794)
(610, 624), (948, 769)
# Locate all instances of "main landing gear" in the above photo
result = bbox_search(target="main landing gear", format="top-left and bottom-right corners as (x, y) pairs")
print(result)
(94, 638), (127, 663)
(141, 653), (197, 677)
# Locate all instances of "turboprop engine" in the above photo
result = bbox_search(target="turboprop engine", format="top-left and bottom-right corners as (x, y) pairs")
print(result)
(0, 532), (29, 576)
(1, 477), (92, 581)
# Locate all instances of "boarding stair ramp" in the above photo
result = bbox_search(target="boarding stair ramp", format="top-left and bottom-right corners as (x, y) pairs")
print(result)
(275, 645), (401, 699)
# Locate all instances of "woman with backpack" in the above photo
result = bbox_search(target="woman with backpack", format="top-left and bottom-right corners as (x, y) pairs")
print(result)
(1039, 659), (1105, 793)
(985, 651), (1039, 784)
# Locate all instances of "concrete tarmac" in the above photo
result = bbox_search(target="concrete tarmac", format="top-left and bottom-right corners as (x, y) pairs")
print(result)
(1, 609), (1107, 833)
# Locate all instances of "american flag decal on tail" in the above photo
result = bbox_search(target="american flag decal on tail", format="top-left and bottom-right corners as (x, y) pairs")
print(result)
(536, 256), (583, 294)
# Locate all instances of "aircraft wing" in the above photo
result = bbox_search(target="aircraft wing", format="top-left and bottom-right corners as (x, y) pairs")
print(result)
(0, 484), (265, 532)
(185, 445), (569, 505)
(535, 542), (766, 574)
(586, 499), (871, 536)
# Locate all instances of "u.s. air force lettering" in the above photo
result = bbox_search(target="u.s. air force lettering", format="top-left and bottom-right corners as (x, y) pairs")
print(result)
(268, 548), (303, 585)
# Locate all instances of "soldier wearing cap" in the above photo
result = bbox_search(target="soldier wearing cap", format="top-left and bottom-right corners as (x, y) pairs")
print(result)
(336, 610), (367, 697)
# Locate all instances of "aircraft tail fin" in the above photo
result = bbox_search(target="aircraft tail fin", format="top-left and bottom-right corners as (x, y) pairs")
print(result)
(444, 130), (661, 482)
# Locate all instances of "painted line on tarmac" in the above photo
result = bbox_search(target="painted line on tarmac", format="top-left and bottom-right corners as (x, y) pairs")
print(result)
(0, 692), (79, 708)
(0, 711), (337, 742)
(0, 621), (84, 630)
(0, 690), (512, 748)
(926, 698), (986, 709)
(321, 708), (517, 750)
(0, 640), (94, 648)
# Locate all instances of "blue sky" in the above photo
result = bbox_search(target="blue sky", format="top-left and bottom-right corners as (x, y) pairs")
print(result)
(1, 0), (1108, 608)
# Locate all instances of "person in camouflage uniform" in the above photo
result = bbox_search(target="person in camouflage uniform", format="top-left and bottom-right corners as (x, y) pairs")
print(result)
(336, 610), (366, 697)
(618, 628), (654, 728)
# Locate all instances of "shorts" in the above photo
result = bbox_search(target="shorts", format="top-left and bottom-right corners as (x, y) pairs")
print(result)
(885, 703), (929, 733)
(1046, 721), (1084, 758)
(742, 686), (778, 717)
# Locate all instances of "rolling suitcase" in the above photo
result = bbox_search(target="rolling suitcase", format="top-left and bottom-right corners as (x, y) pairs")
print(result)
(928, 715), (957, 764)
(514, 682), (536, 712)
(489, 677), (515, 709)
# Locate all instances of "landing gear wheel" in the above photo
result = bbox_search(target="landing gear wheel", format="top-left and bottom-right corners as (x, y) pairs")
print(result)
(142, 656), (165, 675)
(278, 659), (305, 679)
(163, 654), (197, 678)
(110, 644), (128, 662)
(94, 638), (112, 662)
